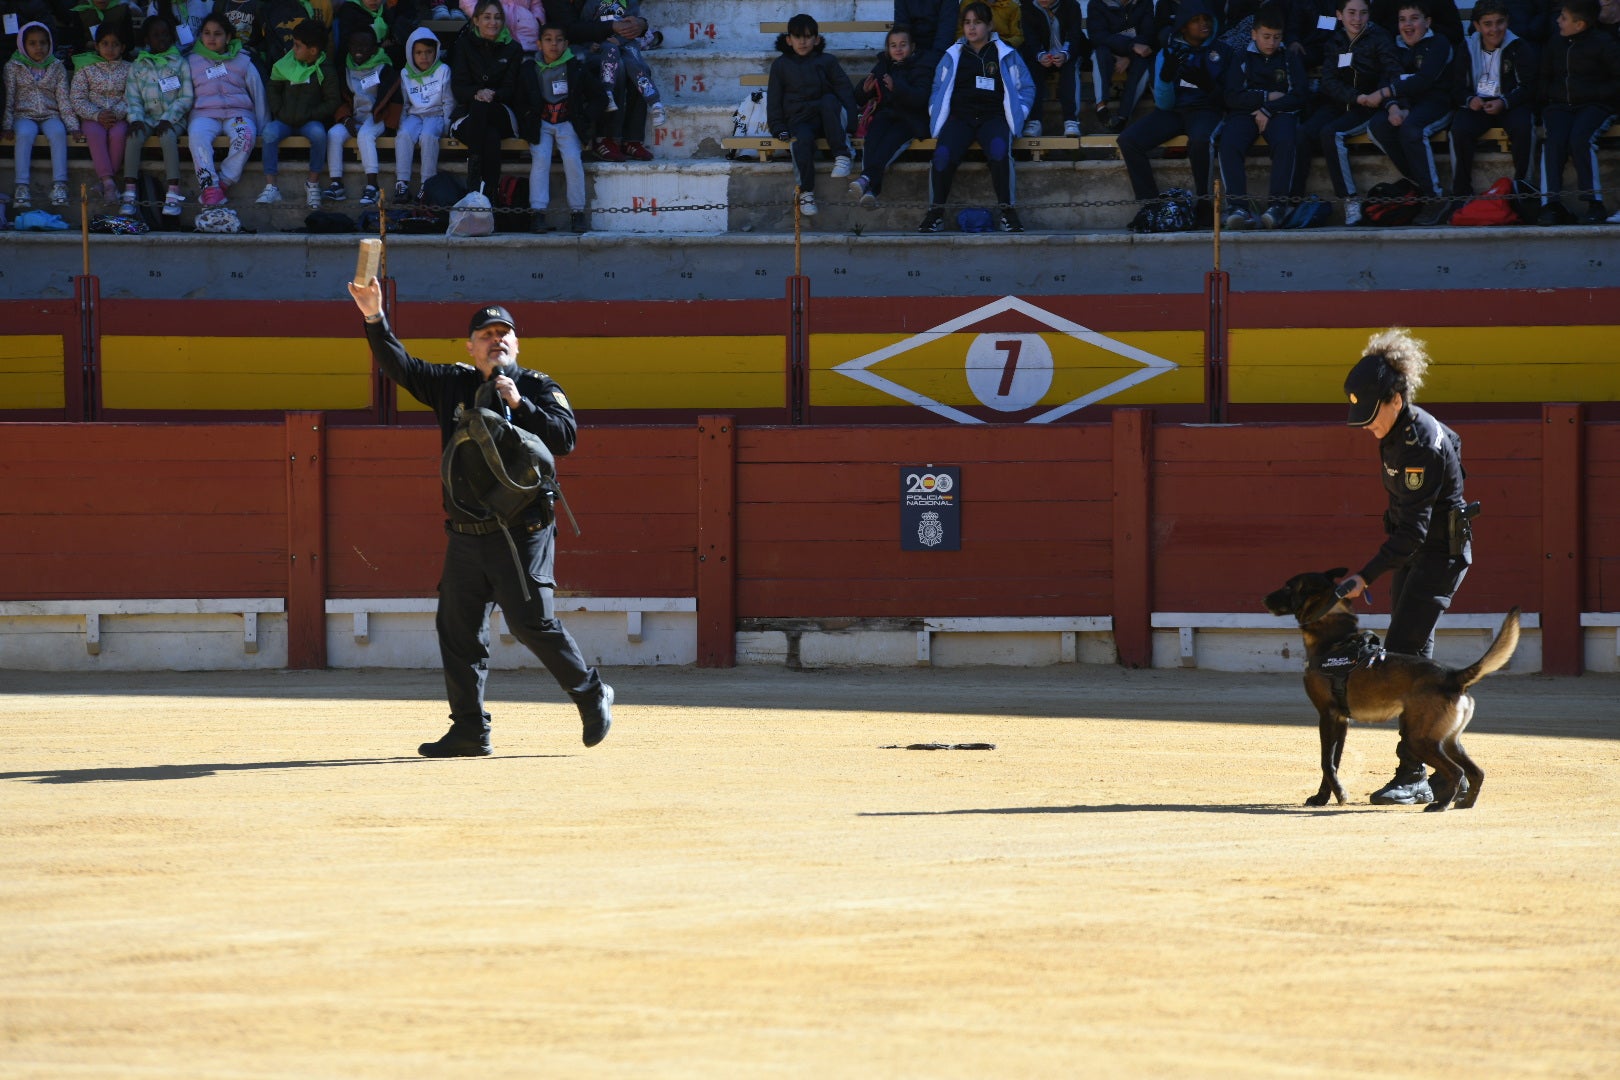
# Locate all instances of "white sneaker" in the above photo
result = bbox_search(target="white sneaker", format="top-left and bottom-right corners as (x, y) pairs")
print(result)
(162, 190), (184, 216)
(1063, 120), (1081, 137)
(256, 182), (282, 204)
(305, 180), (322, 209)
(798, 191), (817, 217)
(649, 102), (667, 127)
(1022, 119), (1042, 137)
(13, 184), (31, 209)
(50, 181), (69, 206)
(829, 155), (851, 178)
(1343, 199), (1361, 226)
(1608, 207), (1620, 224)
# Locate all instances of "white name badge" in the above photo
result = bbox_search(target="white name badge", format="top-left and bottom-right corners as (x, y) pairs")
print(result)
(160, 74), (181, 91)
(360, 70), (381, 89)
(90, 22), (100, 40)
(1338, 51), (1353, 66)
(205, 63), (227, 79)
(1317, 15), (1337, 29)
(3, 13), (18, 35)
(177, 24), (194, 45)
(551, 78), (568, 95)
(1179, 78), (1198, 88)
(974, 75), (995, 91)
(1477, 76), (1499, 96)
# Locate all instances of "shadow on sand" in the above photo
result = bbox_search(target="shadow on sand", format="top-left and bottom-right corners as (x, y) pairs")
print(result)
(0, 754), (566, 784)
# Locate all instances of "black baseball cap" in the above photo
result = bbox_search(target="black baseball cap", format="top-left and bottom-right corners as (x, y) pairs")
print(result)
(468, 304), (516, 336)
(1343, 354), (1389, 427)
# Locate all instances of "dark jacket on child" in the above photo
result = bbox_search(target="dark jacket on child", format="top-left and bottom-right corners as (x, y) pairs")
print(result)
(517, 47), (593, 141)
(336, 1), (406, 68)
(1457, 32), (1537, 108)
(1151, 0), (1227, 110)
(766, 35), (858, 135)
(1020, 0), (1089, 66)
(268, 51), (341, 126)
(1537, 25), (1620, 107)
(1318, 23), (1401, 104)
(1089, 0), (1155, 58)
(1287, 0), (1339, 69)
(1389, 28), (1458, 110)
(857, 46), (933, 137)
(1222, 39), (1308, 115)
(62, 0), (136, 57)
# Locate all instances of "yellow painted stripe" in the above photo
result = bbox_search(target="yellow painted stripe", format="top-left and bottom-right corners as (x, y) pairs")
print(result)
(811, 331), (1205, 407)
(396, 335), (784, 412)
(1231, 326), (1620, 403)
(0, 335), (66, 409)
(102, 336), (373, 409)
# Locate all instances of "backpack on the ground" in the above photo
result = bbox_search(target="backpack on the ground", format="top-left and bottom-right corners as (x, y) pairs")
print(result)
(1361, 178), (1421, 226)
(1450, 176), (1520, 227)
(1282, 194), (1330, 229)
(1128, 188), (1195, 233)
(417, 171), (468, 232)
(726, 88), (771, 160)
(494, 174), (530, 233)
(194, 206), (244, 233)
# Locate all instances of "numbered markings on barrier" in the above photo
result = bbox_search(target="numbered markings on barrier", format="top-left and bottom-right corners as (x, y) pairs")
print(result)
(653, 127), (685, 148)
(688, 21), (717, 41)
(671, 73), (709, 94)
(833, 295), (1178, 425)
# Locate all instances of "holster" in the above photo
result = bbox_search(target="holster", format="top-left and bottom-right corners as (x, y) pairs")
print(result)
(1448, 501), (1481, 557)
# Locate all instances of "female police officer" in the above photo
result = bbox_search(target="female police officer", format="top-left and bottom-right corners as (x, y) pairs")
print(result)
(1337, 328), (1473, 806)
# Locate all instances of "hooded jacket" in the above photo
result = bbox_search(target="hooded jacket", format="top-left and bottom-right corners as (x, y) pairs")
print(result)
(1538, 24), (1620, 107)
(858, 44), (934, 137)
(1222, 36), (1308, 115)
(1151, 0), (1225, 110)
(400, 26), (453, 121)
(1459, 29), (1536, 108)
(3, 22), (79, 132)
(123, 33), (193, 126)
(1318, 21), (1400, 103)
(1386, 26), (1456, 110)
(928, 31), (1035, 136)
(517, 46), (594, 139)
(766, 34), (859, 135)
(1088, 0), (1155, 59)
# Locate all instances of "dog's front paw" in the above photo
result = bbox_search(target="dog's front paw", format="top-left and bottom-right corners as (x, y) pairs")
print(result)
(1305, 791), (1331, 807)
(1422, 801), (1449, 813)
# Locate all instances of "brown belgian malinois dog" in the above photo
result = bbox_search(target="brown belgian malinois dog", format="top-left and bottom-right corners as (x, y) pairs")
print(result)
(1264, 568), (1520, 812)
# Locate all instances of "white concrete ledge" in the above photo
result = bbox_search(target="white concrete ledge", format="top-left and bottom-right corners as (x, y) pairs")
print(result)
(917, 616), (1113, 665)
(1152, 611), (1540, 670)
(325, 597), (697, 645)
(1580, 613), (1620, 660)
(0, 599), (284, 655)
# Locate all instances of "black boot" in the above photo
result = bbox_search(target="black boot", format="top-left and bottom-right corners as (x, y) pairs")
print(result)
(419, 719), (492, 758)
(1370, 763), (1432, 804)
(576, 683), (614, 747)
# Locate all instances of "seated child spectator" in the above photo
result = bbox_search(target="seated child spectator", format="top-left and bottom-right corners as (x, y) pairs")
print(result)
(1116, 0), (1227, 227)
(518, 23), (593, 233)
(186, 13), (266, 206)
(327, 27), (397, 205)
(592, 0), (667, 128)
(1366, 0), (1458, 224)
(1446, 0), (1538, 217)
(69, 22), (130, 203)
(395, 24), (452, 203)
(961, 0), (1025, 46)
(551, 0), (655, 160)
(848, 24), (933, 207)
(767, 12), (858, 218)
(1371, 0), (1463, 41)
(1292, 0), (1398, 222)
(1219, 2), (1307, 227)
(920, 1), (1036, 231)
(340, 0), (407, 67)
(1087, 0), (1156, 130)
(62, 0), (134, 60)
(457, 0), (540, 52)
(1019, 0), (1088, 135)
(451, 0), (524, 198)
(215, 0), (268, 59)
(4, 20), (76, 208)
(257, 16), (339, 209)
(119, 14), (192, 217)
(262, 0), (335, 68)
(1288, 0), (1343, 70)
(1538, 0), (1620, 223)
(147, 0), (210, 51)
(897, 0), (961, 62)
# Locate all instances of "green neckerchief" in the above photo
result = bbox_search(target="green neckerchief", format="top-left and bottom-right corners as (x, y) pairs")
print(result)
(346, 49), (388, 72)
(271, 48), (325, 83)
(536, 47), (574, 71)
(367, 3), (388, 41)
(71, 1), (116, 14)
(135, 45), (182, 67)
(191, 37), (243, 63)
(477, 27), (513, 45)
(71, 50), (104, 70)
(403, 55), (443, 82)
(299, 0), (314, 16)
(17, 48), (57, 69)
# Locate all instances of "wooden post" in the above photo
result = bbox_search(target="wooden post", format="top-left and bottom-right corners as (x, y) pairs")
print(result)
(285, 412), (328, 669)
(786, 275), (810, 425)
(1540, 403), (1584, 675)
(696, 415), (737, 667)
(69, 277), (98, 422)
(1112, 409), (1153, 668)
(1204, 269), (1228, 424)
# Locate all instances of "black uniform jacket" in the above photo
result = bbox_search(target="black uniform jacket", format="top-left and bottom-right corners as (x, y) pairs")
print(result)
(1222, 40), (1309, 114)
(766, 37), (859, 135)
(1359, 403), (1467, 584)
(1319, 24), (1401, 105)
(1538, 25), (1620, 107)
(1458, 35), (1537, 108)
(1389, 28), (1458, 110)
(364, 314), (577, 526)
(857, 48), (935, 137)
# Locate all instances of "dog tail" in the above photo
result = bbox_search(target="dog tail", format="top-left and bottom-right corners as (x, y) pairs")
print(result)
(1450, 607), (1522, 691)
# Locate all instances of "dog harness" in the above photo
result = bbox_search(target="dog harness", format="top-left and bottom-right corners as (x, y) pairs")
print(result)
(1312, 630), (1387, 718)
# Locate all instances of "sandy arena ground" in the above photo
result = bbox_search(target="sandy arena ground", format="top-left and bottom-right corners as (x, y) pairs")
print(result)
(1, 664), (1616, 1079)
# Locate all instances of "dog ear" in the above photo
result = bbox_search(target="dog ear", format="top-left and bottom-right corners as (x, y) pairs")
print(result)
(1325, 567), (1348, 581)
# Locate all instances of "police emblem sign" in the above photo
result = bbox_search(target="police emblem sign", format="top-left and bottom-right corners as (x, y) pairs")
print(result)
(901, 467), (961, 551)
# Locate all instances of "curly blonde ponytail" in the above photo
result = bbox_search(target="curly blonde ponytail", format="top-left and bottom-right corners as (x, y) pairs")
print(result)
(1362, 327), (1430, 402)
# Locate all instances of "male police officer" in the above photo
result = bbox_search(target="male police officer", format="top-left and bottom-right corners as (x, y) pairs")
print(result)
(1336, 330), (1472, 804)
(348, 279), (613, 757)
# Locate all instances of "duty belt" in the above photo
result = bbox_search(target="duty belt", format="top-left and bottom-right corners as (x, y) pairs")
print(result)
(448, 518), (546, 536)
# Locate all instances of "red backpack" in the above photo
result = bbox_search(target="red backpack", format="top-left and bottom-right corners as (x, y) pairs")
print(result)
(1450, 177), (1520, 227)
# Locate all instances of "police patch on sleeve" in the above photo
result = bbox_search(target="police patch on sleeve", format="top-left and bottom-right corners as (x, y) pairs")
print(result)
(552, 390), (571, 412)
(1403, 466), (1425, 491)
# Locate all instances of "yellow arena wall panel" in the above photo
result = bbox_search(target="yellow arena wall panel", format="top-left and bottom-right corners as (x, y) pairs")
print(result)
(0, 336), (66, 410)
